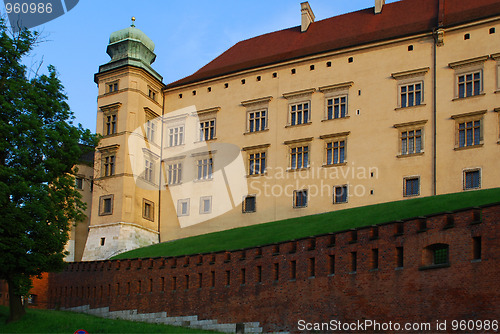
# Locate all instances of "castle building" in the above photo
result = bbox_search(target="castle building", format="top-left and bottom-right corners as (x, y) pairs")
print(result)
(73, 0), (500, 261)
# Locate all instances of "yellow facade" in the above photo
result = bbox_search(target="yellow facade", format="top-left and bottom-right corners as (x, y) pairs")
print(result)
(77, 0), (500, 261)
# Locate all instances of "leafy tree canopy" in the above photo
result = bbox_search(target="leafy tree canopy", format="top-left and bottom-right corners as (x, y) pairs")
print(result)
(0, 18), (97, 322)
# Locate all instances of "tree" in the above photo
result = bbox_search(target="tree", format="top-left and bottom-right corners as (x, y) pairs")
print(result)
(0, 18), (97, 322)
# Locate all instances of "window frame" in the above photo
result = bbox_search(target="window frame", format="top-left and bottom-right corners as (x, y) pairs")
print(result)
(99, 194), (114, 216)
(106, 80), (119, 94)
(403, 176), (420, 197)
(449, 56), (487, 100)
(391, 68), (428, 110)
(167, 125), (185, 147)
(166, 162), (182, 185)
(75, 176), (84, 190)
(196, 157), (214, 181)
(333, 185), (348, 204)
(242, 195), (257, 213)
(142, 199), (154, 222)
(177, 198), (190, 217)
(394, 120), (427, 157)
(319, 82), (353, 121)
(293, 189), (308, 208)
(247, 109), (268, 133)
(451, 110), (485, 150)
(399, 81), (423, 108)
(199, 118), (216, 141)
(282, 88), (315, 127)
(102, 154), (116, 177)
(200, 196), (212, 214)
(463, 168), (481, 190)
(289, 144), (310, 170)
(288, 101), (311, 126)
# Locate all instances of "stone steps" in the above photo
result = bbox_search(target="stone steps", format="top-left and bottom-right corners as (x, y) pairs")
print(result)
(60, 305), (263, 333)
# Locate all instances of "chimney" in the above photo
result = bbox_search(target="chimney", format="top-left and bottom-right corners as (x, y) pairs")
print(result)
(375, 0), (385, 14)
(301, 2), (315, 32)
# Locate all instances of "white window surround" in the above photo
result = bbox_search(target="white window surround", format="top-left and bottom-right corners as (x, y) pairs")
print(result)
(284, 137), (313, 170)
(491, 53), (500, 92)
(449, 56), (488, 99)
(319, 81), (353, 120)
(200, 196), (212, 214)
(319, 132), (350, 166)
(391, 68), (429, 109)
(283, 88), (315, 126)
(394, 120), (427, 157)
(177, 198), (190, 217)
(241, 96), (272, 133)
(194, 106), (220, 142)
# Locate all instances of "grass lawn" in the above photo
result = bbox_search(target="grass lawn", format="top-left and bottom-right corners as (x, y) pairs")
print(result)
(0, 306), (220, 333)
(114, 188), (500, 259)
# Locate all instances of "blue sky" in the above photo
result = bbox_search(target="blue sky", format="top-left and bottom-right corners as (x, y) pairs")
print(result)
(3, 0), (397, 131)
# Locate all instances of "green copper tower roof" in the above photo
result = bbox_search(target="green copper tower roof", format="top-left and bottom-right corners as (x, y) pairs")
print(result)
(98, 18), (162, 82)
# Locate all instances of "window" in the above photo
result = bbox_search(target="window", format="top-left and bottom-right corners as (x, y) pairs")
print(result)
(105, 114), (117, 135)
(107, 81), (118, 93)
(168, 126), (184, 147)
(146, 119), (156, 143)
(248, 110), (267, 132)
(404, 177), (420, 197)
(350, 252), (357, 273)
(432, 245), (449, 265)
(103, 155), (115, 177)
(148, 88), (157, 101)
(99, 195), (113, 216)
(144, 158), (154, 183)
(326, 140), (345, 165)
(401, 129), (422, 155)
(371, 249), (379, 270)
(464, 169), (481, 190)
(290, 145), (309, 169)
(167, 163), (182, 185)
(289, 102), (310, 125)
(242, 195), (256, 213)
(326, 96), (347, 119)
(472, 236), (482, 260)
(396, 247), (404, 268)
(293, 190), (308, 208)
(75, 177), (84, 190)
(197, 158), (213, 180)
(458, 121), (481, 147)
(400, 83), (422, 108)
(457, 71), (482, 98)
(248, 152), (266, 175)
(199, 119), (216, 141)
(143, 199), (154, 221)
(177, 199), (190, 217)
(333, 185), (348, 204)
(200, 196), (212, 214)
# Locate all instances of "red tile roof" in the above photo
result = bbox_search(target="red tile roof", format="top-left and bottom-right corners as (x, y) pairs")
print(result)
(166, 0), (500, 89)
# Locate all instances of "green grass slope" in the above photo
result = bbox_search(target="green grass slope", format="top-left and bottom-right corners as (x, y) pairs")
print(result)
(114, 188), (500, 260)
(0, 306), (220, 333)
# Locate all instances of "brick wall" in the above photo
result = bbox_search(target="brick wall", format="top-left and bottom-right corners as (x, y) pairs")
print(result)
(9, 204), (500, 332)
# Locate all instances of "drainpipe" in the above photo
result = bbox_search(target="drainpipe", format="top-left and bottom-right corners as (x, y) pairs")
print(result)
(158, 89), (166, 243)
(431, 0), (445, 196)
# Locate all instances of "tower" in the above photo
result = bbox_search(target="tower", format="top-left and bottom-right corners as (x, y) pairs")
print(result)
(81, 19), (164, 261)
